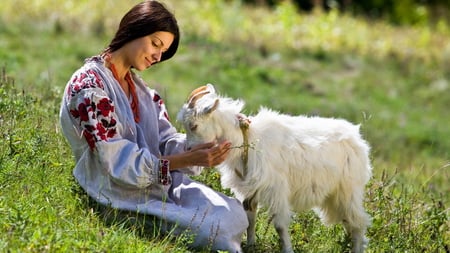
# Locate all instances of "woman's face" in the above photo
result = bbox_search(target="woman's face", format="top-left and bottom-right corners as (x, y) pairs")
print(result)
(124, 31), (174, 71)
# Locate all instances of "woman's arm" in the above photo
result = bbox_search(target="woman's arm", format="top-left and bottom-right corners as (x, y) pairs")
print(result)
(64, 69), (167, 187)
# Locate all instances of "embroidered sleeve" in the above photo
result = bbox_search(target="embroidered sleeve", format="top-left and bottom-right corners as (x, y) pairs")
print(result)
(67, 70), (117, 150)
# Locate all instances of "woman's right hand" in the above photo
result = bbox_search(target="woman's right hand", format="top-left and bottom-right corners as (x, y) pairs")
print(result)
(162, 140), (232, 170)
(188, 140), (232, 167)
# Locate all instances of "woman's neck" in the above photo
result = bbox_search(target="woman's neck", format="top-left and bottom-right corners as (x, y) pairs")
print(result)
(108, 51), (130, 81)
(103, 51), (132, 97)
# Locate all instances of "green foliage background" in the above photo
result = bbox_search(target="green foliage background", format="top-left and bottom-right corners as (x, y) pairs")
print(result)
(0, 0), (448, 252)
(245, 0), (450, 25)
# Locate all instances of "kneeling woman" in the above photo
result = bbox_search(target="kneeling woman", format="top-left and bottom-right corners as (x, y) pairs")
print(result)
(59, 1), (247, 252)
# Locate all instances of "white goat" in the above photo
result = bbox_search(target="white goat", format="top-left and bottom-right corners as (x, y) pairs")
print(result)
(177, 84), (372, 253)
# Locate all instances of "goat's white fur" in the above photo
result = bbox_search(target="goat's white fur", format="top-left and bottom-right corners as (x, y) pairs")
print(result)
(177, 84), (372, 253)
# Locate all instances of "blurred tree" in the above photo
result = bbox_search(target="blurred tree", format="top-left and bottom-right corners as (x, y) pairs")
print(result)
(240, 0), (449, 25)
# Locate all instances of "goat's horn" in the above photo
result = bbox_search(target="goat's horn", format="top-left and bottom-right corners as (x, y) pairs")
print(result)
(187, 86), (210, 108)
(187, 85), (208, 101)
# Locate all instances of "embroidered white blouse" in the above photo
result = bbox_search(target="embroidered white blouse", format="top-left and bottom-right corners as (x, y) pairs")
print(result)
(59, 56), (247, 252)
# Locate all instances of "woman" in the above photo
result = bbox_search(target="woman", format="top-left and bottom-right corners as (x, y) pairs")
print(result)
(59, 1), (248, 252)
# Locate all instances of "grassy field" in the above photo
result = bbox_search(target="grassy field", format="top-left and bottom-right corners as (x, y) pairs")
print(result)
(0, 0), (449, 252)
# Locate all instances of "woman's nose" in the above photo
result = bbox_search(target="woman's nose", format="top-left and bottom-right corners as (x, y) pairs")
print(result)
(152, 50), (163, 63)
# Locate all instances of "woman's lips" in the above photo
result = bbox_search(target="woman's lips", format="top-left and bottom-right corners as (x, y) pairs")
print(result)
(145, 57), (152, 67)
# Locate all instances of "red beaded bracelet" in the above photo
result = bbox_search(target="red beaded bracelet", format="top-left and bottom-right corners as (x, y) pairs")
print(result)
(159, 159), (171, 185)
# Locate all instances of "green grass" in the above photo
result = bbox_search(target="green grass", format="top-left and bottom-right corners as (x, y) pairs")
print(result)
(1, 0), (449, 252)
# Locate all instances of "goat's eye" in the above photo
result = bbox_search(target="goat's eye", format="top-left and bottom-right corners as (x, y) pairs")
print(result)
(190, 124), (198, 131)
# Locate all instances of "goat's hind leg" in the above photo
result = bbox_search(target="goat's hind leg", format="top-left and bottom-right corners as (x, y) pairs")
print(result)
(321, 191), (370, 253)
(273, 212), (294, 253)
(342, 218), (369, 253)
(341, 195), (371, 253)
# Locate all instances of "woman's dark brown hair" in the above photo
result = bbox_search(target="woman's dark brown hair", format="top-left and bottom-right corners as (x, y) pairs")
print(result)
(105, 0), (180, 62)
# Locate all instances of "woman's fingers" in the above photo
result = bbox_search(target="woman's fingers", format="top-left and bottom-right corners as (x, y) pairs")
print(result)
(209, 141), (231, 165)
(190, 141), (216, 151)
(190, 140), (231, 167)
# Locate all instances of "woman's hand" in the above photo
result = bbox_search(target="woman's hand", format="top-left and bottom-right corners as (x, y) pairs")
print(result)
(162, 140), (231, 170)
(188, 140), (232, 167)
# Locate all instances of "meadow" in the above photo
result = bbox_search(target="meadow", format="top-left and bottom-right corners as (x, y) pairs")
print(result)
(0, 0), (448, 252)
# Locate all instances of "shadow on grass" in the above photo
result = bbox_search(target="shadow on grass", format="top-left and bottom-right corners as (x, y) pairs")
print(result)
(70, 182), (200, 251)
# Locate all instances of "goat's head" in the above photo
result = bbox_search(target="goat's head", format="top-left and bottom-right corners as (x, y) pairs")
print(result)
(177, 84), (220, 149)
(177, 83), (244, 149)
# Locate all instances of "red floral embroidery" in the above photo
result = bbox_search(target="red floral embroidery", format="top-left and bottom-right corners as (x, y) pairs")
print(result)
(83, 130), (96, 149)
(107, 128), (117, 138)
(153, 91), (170, 121)
(68, 70), (104, 99)
(96, 122), (107, 140)
(78, 102), (90, 122)
(153, 93), (161, 102)
(70, 109), (79, 118)
(97, 98), (114, 117)
(68, 69), (118, 150)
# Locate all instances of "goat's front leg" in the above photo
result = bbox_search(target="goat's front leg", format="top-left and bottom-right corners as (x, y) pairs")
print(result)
(243, 195), (258, 247)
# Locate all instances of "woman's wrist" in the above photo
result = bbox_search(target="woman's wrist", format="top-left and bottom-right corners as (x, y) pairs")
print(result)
(161, 152), (193, 171)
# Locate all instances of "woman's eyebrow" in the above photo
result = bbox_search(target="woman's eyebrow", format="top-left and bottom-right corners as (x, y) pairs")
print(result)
(154, 36), (162, 44)
(153, 36), (168, 51)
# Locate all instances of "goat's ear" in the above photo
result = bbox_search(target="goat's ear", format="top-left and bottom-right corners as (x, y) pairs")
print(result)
(206, 83), (216, 94)
(202, 98), (219, 115)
